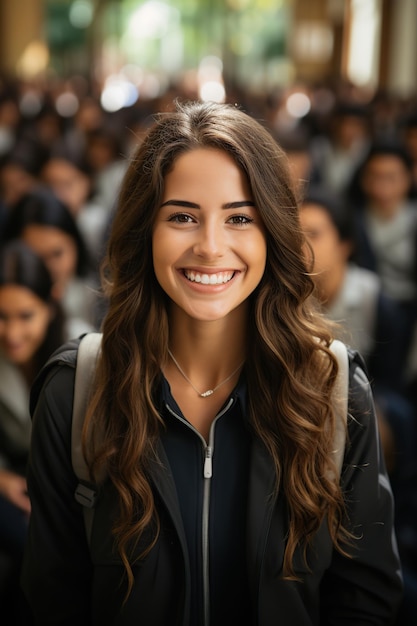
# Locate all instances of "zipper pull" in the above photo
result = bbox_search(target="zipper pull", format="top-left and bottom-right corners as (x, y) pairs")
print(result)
(204, 446), (213, 478)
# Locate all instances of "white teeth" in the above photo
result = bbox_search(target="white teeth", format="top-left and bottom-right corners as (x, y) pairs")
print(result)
(184, 271), (234, 285)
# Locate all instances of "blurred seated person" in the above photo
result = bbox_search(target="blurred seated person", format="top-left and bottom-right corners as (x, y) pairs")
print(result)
(309, 102), (371, 199)
(0, 147), (41, 211)
(40, 149), (110, 268)
(279, 134), (320, 201)
(0, 240), (65, 623)
(299, 186), (407, 392)
(40, 150), (94, 219)
(57, 96), (105, 166)
(2, 187), (100, 337)
(84, 125), (128, 214)
(24, 101), (66, 158)
(351, 140), (417, 369)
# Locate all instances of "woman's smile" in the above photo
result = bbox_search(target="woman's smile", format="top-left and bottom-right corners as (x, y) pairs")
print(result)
(181, 269), (236, 285)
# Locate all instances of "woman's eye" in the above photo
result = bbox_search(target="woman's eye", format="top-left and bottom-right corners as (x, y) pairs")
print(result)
(228, 214), (254, 225)
(168, 213), (194, 224)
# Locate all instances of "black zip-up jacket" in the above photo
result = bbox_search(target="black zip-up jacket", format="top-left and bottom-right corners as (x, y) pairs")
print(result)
(21, 338), (403, 625)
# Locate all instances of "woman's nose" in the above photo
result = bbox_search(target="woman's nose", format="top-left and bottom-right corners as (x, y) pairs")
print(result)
(192, 222), (225, 258)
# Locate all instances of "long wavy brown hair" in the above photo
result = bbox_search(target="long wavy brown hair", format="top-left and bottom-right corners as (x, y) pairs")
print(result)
(83, 100), (350, 595)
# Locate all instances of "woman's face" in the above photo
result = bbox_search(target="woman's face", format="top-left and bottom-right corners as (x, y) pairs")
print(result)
(0, 285), (51, 364)
(21, 225), (78, 296)
(152, 147), (267, 324)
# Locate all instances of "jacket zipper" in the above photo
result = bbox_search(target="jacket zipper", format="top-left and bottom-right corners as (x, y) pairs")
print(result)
(165, 398), (234, 626)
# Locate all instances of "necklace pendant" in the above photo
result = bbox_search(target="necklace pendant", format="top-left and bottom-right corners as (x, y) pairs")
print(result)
(200, 389), (214, 398)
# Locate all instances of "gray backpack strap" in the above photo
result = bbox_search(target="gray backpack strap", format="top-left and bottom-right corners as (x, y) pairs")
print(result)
(72, 332), (102, 545)
(329, 339), (349, 476)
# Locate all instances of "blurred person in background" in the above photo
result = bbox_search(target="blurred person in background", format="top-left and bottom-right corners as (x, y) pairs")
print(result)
(83, 125), (128, 216)
(309, 102), (371, 201)
(2, 187), (100, 337)
(299, 186), (407, 391)
(0, 147), (42, 216)
(60, 95), (106, 165)
(40, 149), (110, 269)
(299, 187), (417, 625)
(40, 150), (94, 219)
(280, 134), (320, 201)
(351, 141), (417, 372)
(29, 102), (67, 155)
(0, 240), (65, 625)
(368, 89), (405, 142)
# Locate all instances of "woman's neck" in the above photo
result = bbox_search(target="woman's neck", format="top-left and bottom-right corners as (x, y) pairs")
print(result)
(165, 307), (248, 441)
(168, 305), (248, 377)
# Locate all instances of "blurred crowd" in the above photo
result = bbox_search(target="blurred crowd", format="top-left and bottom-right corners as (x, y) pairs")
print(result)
(0, 73), (416, 624)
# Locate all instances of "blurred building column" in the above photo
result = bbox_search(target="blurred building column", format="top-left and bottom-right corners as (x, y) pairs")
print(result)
(0, 0), (46, 78)
(289, 0), (417, 97)
(386, 0), (417, 97)
(289, 0), (344, 82)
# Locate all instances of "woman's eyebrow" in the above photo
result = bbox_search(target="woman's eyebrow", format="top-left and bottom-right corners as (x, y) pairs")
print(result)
(160, 199), (256, 209)
(223, 200), (255, 209)
(160, 199), (199, 208)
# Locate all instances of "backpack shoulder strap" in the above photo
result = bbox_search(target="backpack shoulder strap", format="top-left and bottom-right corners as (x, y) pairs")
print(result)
(72, 332), (103, 545)
(329, 338), (349, 476)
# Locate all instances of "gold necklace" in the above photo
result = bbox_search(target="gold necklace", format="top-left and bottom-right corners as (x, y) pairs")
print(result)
(168, 349), (244, 398)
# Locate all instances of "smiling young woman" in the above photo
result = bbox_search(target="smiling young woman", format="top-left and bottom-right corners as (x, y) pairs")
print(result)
(22, 101), (403, 626)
